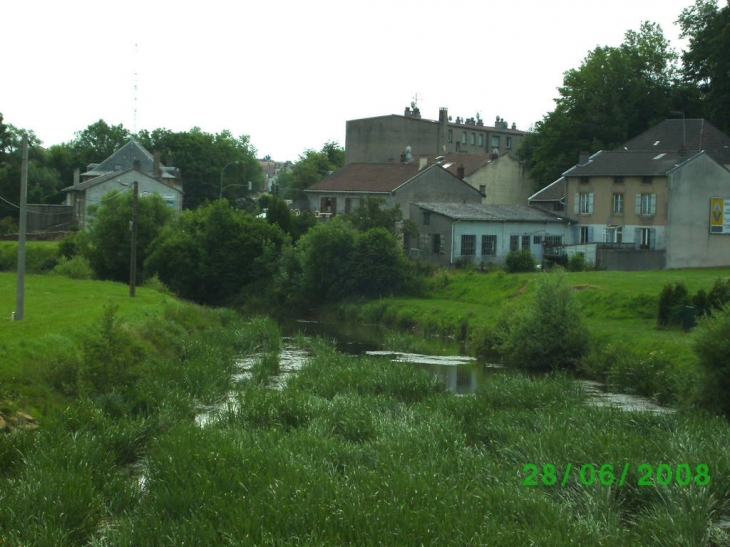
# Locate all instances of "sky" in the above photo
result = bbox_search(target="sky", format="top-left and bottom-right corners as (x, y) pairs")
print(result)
(3, 0), (696, 163)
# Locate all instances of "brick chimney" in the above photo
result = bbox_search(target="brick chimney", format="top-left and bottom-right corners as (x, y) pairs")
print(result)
(457, 165), (465, 180)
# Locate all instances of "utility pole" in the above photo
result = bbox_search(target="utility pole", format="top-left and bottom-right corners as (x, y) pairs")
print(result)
(15, 134), (28, 321)
(129, 181), (138, 297)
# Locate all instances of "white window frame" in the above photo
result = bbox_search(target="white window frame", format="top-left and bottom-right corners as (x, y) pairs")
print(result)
(613, 193), (624, 214)
(636, 193), (657, 216)
(574, 192), (594, 215)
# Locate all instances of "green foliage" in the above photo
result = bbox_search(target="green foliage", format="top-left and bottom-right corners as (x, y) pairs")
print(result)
(566, 252), (589, 272)
(0, 241), (59, 272)
(504, 248), (536, 273)
(494, 270), (590, 371)
(0, 216), (18, 236)
(264, 195), (293, 235)
(679, 0), (730, 131)
(52, 255), (94, 280)
(342, 196), (416, 239)
(284, 141), (345, 200)
(145, 200), (287, 305)
(83, 192), (173, 282)
(520, 22), (685, 186)
(276, 218), (414, 307)
(657, 281), (691, 328)
(693, 306), (730, 416)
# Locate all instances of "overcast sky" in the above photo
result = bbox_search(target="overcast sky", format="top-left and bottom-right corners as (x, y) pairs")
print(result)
(3, 0), (695, 163)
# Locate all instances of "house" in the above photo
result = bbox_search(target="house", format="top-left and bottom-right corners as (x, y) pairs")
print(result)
(258, 159), (292, 193)
(528, 177), (566, 213)
(412, 152), (536, 206)
(409, 202), (572, 267)
(63, 141), (183, 228)
(345, 106), (525, 164)
(303, 160), (483, 221)
(562, 119), (730, 270)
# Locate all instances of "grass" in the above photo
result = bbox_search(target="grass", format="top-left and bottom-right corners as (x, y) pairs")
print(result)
(9, 336), (721, 546)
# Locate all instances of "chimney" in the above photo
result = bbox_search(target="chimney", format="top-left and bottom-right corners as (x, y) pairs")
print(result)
(404, 107), (411, 117)
(457, 165), (465, 180)
(73, 168), (80, 186)
(153, 151), (161, 177)
(419, 156), (428, 170)
(579, 151), (590, 164)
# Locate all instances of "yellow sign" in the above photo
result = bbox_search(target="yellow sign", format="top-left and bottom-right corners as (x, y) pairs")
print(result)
(710, 198), (730, 234)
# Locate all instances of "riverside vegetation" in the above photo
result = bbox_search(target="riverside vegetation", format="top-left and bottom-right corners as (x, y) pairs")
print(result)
(3, 239), (730, 544)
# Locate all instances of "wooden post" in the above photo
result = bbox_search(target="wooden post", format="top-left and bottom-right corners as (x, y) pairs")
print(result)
(129, 181), (138, 297)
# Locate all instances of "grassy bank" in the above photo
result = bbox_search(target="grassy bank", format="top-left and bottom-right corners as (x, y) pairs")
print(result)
(19, 337), (726, 546)
(338, 268), (730, 406)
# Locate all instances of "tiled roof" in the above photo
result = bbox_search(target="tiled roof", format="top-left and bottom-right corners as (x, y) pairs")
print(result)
(415, 202), (569, 223)
(565, 150), (699, 177)
(305, 162), (435, 193)
(621, 119), (730, 164)
(529, 177), (566, 202)
(392, 153), (493, 177)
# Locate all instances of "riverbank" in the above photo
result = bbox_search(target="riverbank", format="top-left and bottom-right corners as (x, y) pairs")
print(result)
(335, 268), (730, 407)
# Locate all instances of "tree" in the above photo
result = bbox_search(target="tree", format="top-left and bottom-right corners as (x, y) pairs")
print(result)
(679, 0), (730, 131)
(520, 22), (685, 187)
(83, 192), (174, 282)
(693, 306), (730, 417)
(70, 120), (132, 171)
(284, 141), (345, 200)
(145, 201), (287, 305)
(136, 127), (263, 209)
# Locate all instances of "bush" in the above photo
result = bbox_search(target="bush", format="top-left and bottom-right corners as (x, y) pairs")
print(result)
(693, 306), (730, 417)
(52, 256), (94, 279)
(504, 249), (536, 273)
(566, 252), (588, 272)
(494, 269), (589, 371)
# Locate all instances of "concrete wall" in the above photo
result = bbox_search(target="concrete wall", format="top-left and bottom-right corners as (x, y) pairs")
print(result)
(596, 249), (666, 271)
(395, 167), (482, 219)
(666, 154), (730, 269)
(466, 155), (535, 205)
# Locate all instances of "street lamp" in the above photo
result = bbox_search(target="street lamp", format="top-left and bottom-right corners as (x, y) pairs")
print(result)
(220, 160), (240, 200)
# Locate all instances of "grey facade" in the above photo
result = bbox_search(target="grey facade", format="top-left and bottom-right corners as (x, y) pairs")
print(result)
(346, 107), (525, 164)
(410, 203), (572, 267)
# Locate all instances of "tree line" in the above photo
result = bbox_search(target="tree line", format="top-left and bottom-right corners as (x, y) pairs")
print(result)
(519, 0), (730, 187)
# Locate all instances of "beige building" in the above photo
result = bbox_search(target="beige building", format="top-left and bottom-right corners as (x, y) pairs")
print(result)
(562, 119), (730, 270)
(345, 106), (525, 164)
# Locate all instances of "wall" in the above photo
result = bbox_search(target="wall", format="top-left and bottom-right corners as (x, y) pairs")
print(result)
(466, 155), (535, 205)
(596, 249), (666, 271)
(666, 154), (730, 269)
(394, 167), (482, 220)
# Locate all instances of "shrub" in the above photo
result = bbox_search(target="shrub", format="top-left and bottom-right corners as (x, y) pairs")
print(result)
(504, 249), (536, 273)
(494, 269), (589, 371)
(52, 256), (94, 279)
(657, 281), (691, 328)
(693, 306), (730, 417)
(566, 252), (588, 272)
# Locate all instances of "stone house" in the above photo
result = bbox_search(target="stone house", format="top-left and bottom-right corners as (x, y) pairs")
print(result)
(63, 141), (183, 228)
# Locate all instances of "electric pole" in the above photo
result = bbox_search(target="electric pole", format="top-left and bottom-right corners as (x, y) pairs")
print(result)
(129, 181), (138, 297)
(15, 134), (28, 321)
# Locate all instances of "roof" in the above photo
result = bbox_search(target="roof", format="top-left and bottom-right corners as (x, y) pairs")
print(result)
(63, 167), (181, 193)
(565, 150), (697, 177)
(305, 162), (456, 193)
(621, 119), (730, 164)
(415, 202), (569, 223)
(83, 140), (178, 179)
(347, 113), (526, 135)
(529, 177), (566, 202)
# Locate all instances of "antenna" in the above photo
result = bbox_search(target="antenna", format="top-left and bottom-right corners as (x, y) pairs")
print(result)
(133, 43), (138, 133)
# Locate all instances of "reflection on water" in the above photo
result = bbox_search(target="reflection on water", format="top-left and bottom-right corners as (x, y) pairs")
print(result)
(578, 380), (674, 414)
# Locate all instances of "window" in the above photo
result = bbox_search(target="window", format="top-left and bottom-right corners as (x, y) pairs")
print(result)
(580, 177), (590, 185)
(478, 134), (484, 147)
(470, 133), (476, 145)
(544, 235), (563, 246)
(533, 235), (543, 245)
(481, 235), (497, 256)
(462, 132), (467, 144)
(506, 136), (512, 149)
(345, 198), (354, 213)
(521, 235), (530, 249)
(448, 129), (453, 143)
(579, 226), (592, 244)
(636, 193), (657, 215)
(642, 176), (653, 184)
(604, 227), (623, 243)
(461, 235), (476, 256)
(614, 176), (624, 184)
(320, 197), (336, 213)
(575, 192), (594, 214)
(613, 193), (624, 214)
(432, 234), (445, 255)
(418, 234), (430, 251)
(491, 135), (500, 148)
(636, 228), (656, 249)
(422, 211), (430, 226)
(479, 185), (486, 197)
(509, 235), (519, 252)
